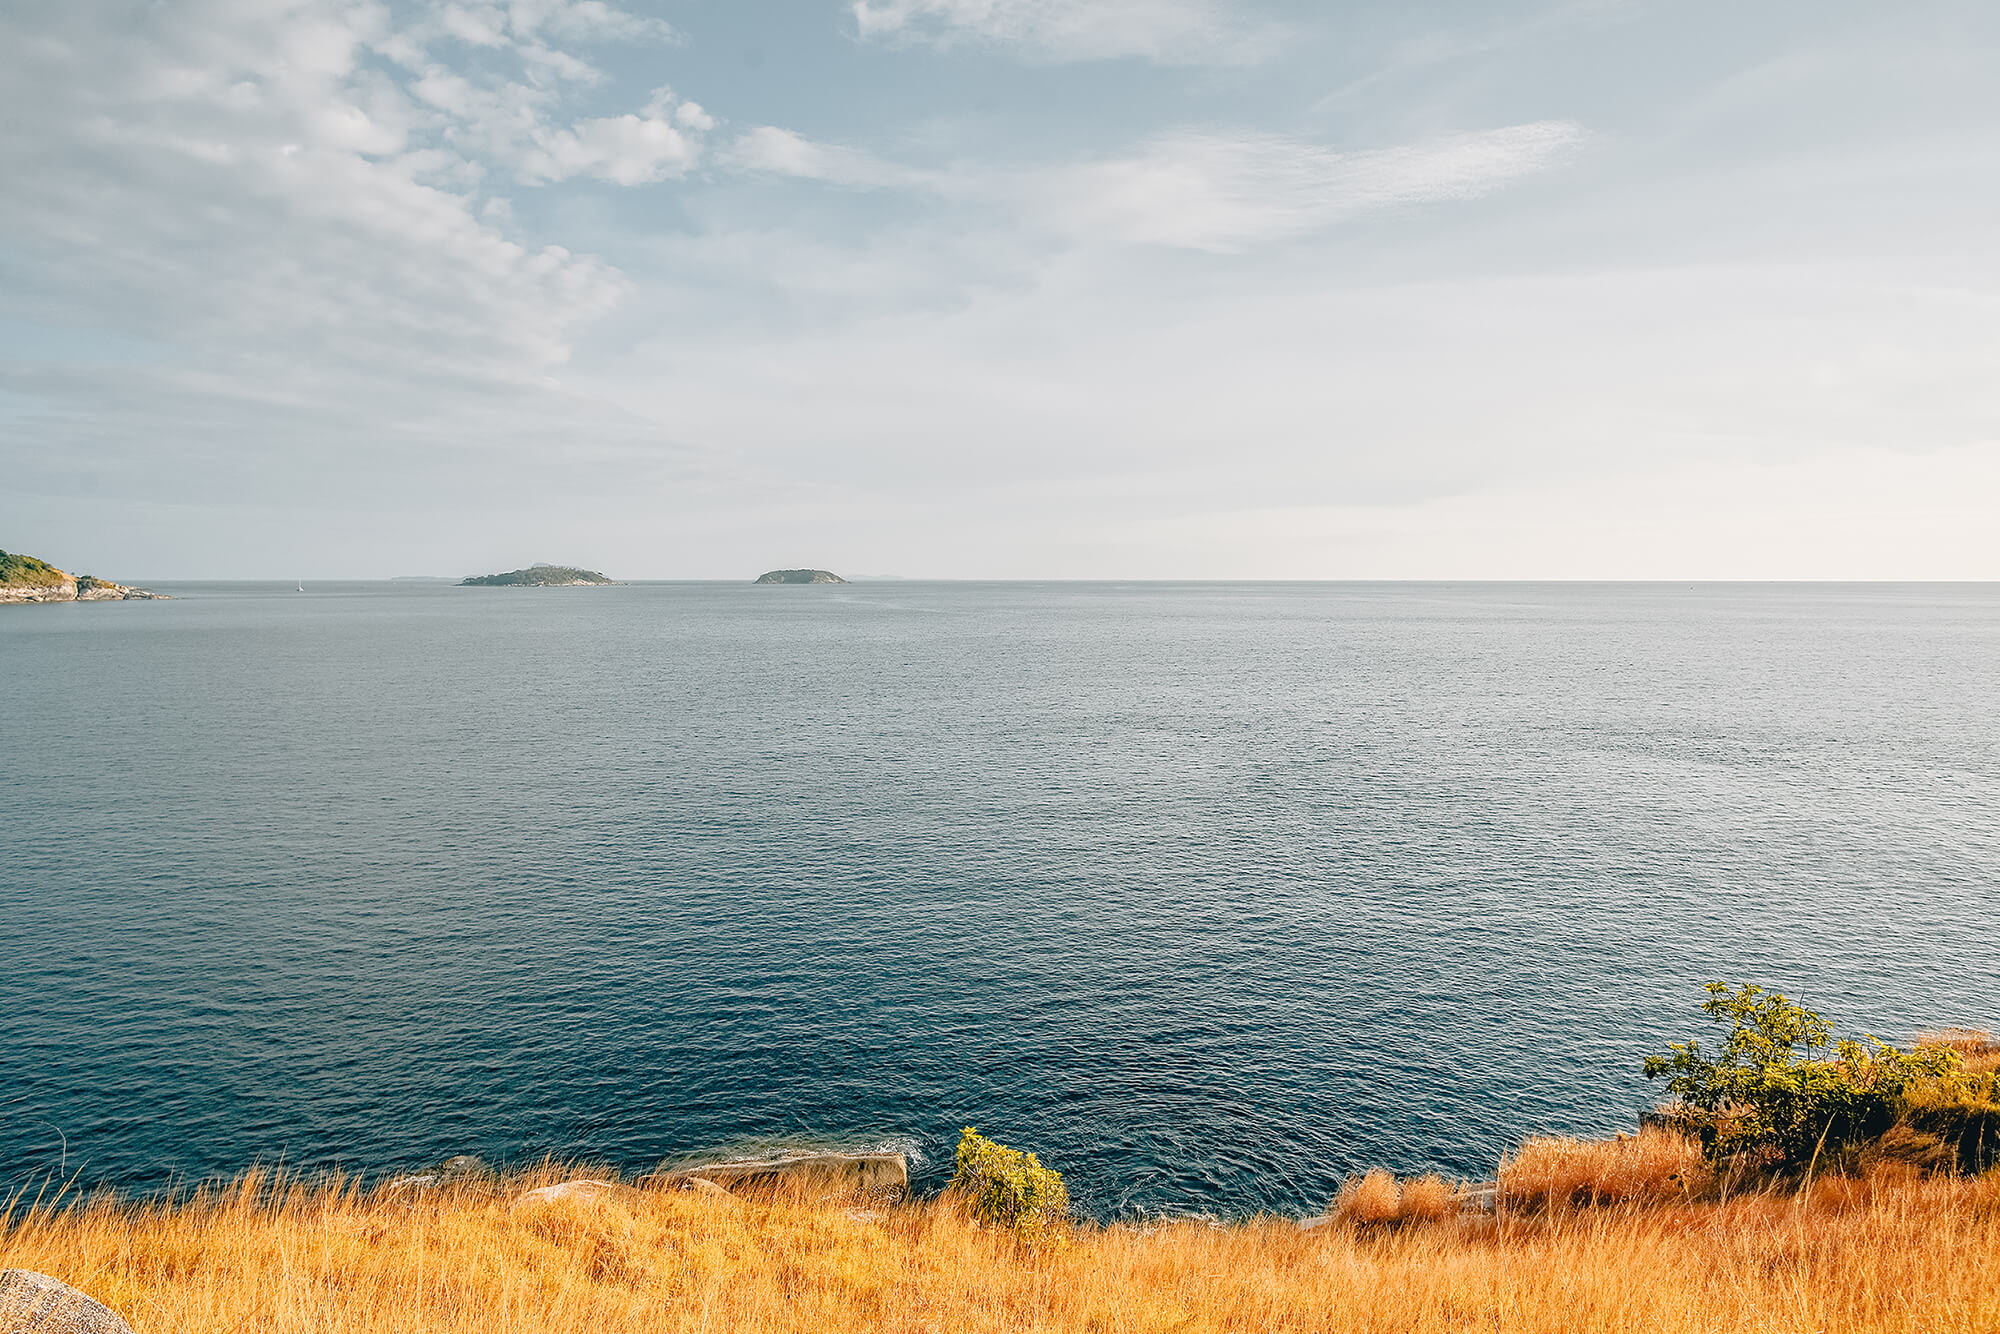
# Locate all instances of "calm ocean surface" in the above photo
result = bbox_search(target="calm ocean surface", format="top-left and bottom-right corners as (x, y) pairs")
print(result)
(3, 582), (1995, 1217)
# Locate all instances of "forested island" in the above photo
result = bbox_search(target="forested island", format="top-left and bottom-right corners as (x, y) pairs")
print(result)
(460, 564), (616, 587)
(755, 569), (847, 584)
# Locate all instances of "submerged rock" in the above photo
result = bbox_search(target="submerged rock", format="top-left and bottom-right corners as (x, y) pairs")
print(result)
(648, 1151), (907, 1200)
(385, 1153), (495, 1192)
(0, 1270), (133, 1334)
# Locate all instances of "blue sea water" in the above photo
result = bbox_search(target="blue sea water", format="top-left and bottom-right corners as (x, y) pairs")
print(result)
(2, 581), (1995, 1218)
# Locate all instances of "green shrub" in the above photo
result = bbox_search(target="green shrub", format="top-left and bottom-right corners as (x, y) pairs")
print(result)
(948, 1127), (1070, 1247)
(1643, 983), (1961, 1172)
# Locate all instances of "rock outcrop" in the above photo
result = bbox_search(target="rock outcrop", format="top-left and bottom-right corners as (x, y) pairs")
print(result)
(648, 1151), (907, 1200)
(0, 1270), (134, 1334)
(513, 1179), (622, 1208)
(754, 569), (847, 584)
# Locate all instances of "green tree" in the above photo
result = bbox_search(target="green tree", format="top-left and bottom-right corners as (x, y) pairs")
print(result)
(948, 1127), (1070, 1248)
(1643, 982), (1959, 1170)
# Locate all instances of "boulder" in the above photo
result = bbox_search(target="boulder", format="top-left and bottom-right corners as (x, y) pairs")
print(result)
(680, 1176), (737, 1202)
(648, 1151), (907, 1200)
(513, 1179), (621, 1208)
(0, 1270), (133, 1334)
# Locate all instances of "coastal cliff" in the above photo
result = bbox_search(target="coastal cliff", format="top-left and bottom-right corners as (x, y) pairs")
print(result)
(0, 549), (166, 603)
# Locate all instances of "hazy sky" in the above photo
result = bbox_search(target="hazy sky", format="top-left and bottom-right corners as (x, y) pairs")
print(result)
(4, 0), (1997, 579)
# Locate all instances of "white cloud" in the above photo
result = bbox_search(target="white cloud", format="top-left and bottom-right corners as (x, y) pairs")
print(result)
(726, 126), (932, 188)
(723, 119), (1585, 251)
(850, 0), (1276, 64)
(519, 109), (702, 185)
(509, 0), (680, 43)
(1040, 122), (1588, 251)
(0, 0), (709, 516)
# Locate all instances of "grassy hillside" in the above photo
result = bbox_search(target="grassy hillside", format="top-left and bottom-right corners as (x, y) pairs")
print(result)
(0, 548), (69, 587)
(2, 1155), (1996, 1333)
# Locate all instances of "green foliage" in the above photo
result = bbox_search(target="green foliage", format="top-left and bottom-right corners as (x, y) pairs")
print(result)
(0, 548), (68, 587)
(948, 1127), (1070, 1248)
(1643, 983), (1961, 1171)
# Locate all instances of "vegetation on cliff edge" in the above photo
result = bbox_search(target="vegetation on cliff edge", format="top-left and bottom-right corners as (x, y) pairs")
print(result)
(0, 549), (68, 587)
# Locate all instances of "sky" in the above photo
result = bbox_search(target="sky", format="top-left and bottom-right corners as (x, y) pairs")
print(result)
(2, 0), (1997, 580)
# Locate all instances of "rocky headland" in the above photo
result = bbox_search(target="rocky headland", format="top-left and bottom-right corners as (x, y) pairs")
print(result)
(0, 549), (166, 604)
(755, 568), (847, 584)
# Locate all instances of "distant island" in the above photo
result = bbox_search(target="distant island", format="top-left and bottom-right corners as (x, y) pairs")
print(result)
(0, 547), (166, 603)
(755, 569), (847, 584)
(461, 564), (616, 587)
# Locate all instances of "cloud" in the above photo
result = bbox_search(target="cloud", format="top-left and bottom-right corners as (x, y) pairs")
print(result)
(725, 126), (933, 188)
(517, 91), (710, 184)
(509, 0), (680, 43)
(726, 120), (1586, 251)
(850, 0), (1276, 64)
(1039, 122), (1589, 251)
(0, 0), (712, 520)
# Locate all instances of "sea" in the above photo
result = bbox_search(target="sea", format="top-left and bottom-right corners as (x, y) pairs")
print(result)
(2, 581), (1995, 1218)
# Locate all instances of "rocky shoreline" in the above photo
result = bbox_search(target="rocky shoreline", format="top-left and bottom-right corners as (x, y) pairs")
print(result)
(0, 575), (167, 604)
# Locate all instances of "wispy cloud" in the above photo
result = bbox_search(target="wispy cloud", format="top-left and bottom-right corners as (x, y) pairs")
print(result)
(849, 0), (1278, 65)
(728, 120), (1588, 252)
(1038, 123), (1590, 251)
(725, 126), (934, 189)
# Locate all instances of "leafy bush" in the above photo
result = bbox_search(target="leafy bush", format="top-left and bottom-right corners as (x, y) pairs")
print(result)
(1643, 983), (1961, 1172)
(948, 1127), (1069, 1247)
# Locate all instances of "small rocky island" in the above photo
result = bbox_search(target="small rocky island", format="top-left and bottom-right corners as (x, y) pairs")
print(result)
(461, 564), (616, 587)
(755, 569), (847, 584)
(0, 547), (166, 603)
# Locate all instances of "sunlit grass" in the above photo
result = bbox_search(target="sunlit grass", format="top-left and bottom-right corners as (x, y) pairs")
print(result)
(5, 1152), (2000, 1333)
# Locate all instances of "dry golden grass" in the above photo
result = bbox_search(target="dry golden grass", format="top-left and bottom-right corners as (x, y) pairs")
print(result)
(1329, 1168), (1402, 1226)
(1328, 1170), (1460, 1227)
(5, 1158), (2000, 1333)
(1500, 1127), (1712, 1209)
(1394, 1174), (1457, 1224)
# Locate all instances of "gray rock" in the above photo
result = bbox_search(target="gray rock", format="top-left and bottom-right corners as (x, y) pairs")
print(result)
(648, 1151), (907, 1200)
(0, 1271), (133, 1334)
(513, 1179), (621, 1208)
(433, 1154), (491, 1182)
(680, 1176), (736, 1201)
(385, 1153), (494, 1194)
